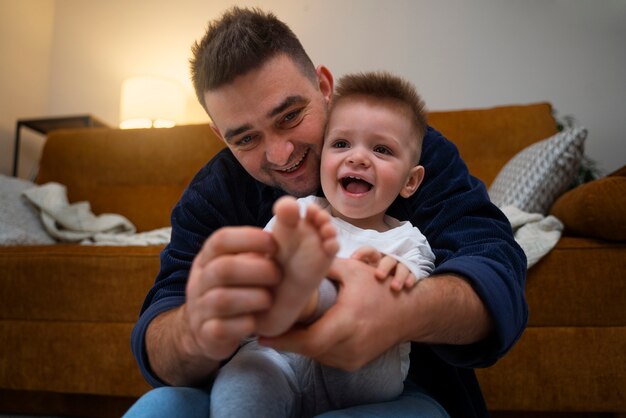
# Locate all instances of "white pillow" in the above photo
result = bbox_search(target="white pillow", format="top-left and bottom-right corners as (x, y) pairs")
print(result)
(488, 126), (587, 214)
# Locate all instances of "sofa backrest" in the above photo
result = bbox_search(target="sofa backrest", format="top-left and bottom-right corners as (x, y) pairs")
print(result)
(428, 102), (558, 186)
(37, 124), (225, 232)
(36, 102), (558, 232)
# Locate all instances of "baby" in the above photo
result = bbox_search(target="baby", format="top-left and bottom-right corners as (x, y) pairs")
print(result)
(211, 71), (435, 418)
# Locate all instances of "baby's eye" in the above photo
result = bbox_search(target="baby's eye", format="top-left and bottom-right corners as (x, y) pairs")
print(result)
(374, 145), (392, 155)
(331, 140), (349, 149)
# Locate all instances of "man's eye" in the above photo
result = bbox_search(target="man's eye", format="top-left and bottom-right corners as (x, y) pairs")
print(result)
(374, 146), (392, 155)
(281, 109), (304, 127)
(284, 111), (298, 121)
(235, 135), (256, 149)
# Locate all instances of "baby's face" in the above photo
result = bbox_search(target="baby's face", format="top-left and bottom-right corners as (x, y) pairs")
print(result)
(320, 97), (422, 230)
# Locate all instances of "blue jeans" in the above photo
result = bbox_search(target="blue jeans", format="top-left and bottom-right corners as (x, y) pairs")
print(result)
(122, 381), (449, 418)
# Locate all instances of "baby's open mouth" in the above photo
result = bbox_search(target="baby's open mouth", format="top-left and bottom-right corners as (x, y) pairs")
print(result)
(340, 176), (373, 194)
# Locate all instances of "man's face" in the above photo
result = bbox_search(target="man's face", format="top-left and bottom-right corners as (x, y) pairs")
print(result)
(204, 54), (333, 197)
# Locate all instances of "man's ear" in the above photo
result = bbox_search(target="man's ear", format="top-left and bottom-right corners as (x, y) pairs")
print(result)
(316, 65), (334, 104)
(400, 165), (425, 198)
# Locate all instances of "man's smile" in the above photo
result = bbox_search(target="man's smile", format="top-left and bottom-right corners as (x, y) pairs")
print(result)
(276, 149), (309, 173)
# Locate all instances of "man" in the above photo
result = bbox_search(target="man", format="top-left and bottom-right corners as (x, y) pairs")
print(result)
(126, 7), (527, 418)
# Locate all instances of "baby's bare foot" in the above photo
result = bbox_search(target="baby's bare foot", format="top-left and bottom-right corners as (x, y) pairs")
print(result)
(256, 196), (338, 337)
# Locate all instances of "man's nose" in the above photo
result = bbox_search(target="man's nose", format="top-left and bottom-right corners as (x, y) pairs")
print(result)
(265, 135), (294, 166)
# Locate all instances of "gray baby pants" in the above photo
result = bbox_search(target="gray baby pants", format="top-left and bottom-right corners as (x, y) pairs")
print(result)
(210, 340), (405, 418)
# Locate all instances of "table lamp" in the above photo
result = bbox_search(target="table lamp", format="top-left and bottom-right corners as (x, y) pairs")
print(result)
(119, 76), (186, 129)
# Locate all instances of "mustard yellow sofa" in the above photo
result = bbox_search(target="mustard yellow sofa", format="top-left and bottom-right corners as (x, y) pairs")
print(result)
(1, 102), (624, 417)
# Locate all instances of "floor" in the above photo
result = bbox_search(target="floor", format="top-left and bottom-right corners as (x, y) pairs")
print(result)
(0, 390), (135, 418)
(0, 414), (66, 418)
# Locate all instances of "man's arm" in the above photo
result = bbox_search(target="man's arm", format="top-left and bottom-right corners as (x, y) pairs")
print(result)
(259, 259), (492, 371)
(404, 273), (492, 345)
(145, 306), (218, 386)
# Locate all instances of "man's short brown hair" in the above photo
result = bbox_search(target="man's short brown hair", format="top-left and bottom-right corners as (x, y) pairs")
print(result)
(333, 71), (428, 141)
(190, 7), (317, 113)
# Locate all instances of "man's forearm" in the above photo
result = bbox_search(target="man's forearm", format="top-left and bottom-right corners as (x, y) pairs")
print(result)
(402, 274), (493, 345)
(146, 306), (220, 386)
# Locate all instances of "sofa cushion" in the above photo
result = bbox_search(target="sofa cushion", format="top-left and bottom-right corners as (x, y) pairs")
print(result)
(36, 124), (225, 232)
(550, 167), (626, 241)
(0, 245), (161, 322)
(525, 237), (626, 327)
(0, 244), (159, 397)
(488, 126), (587, 214)
(477, 326), (626, 412)
(427, 102), (558, 186)
(477, 235), (626, 412)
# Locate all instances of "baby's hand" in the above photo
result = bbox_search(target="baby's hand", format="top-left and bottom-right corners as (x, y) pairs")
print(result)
(350, 245), (383, 267)
(381, 258), (417, 291)
(350, 246), (417, 291)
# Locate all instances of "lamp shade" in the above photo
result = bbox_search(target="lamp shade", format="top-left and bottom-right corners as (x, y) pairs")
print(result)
(119, 76), (186, 129)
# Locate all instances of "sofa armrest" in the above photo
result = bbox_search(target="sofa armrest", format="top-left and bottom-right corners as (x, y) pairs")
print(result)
(550, 166), (626, 241)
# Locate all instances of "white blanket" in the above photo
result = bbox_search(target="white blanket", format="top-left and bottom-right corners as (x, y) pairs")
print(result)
(18, 182), (562, 259)
(22, 182), (170, 245)
(501, 205), (563, 269)
(85, 227), (172, 246)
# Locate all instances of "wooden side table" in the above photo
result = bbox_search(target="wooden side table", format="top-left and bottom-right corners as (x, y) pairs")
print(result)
(12, 114), (109, 177)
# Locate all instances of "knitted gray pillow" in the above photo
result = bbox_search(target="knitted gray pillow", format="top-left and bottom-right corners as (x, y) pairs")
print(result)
(488, 126), (587, 214)
(0, 175), (55, 245)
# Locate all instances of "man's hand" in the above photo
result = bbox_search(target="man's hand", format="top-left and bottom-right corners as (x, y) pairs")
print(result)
(146, 226), (281, 386)
(260, 257), (493, 371)
(259, 257), (406, 370)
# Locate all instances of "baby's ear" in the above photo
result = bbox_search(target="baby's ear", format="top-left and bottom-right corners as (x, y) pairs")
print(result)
(400, 165), (425, 198)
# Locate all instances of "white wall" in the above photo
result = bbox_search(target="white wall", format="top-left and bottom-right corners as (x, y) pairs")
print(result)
(0, 0), (55, 177)
(3, 0), (625, 176)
